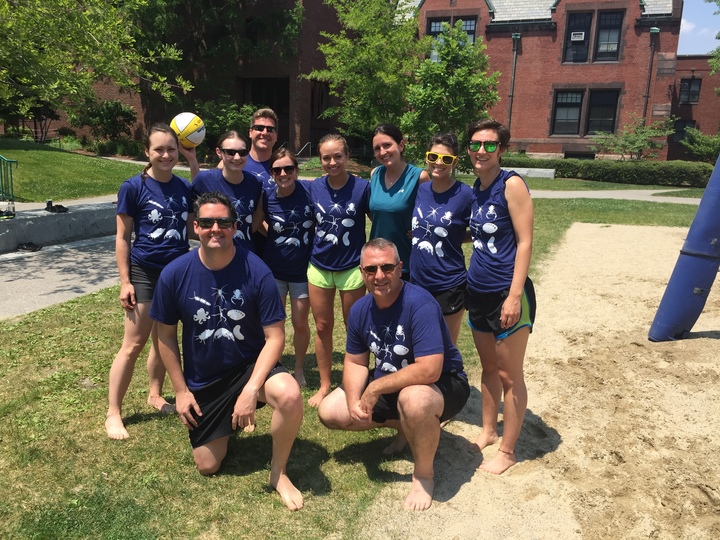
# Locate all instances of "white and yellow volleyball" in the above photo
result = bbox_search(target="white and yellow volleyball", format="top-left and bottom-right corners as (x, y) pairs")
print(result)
(170, 112), (206, 148)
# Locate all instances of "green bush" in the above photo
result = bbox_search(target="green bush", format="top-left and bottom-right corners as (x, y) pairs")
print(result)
(501, 156), (713, 188)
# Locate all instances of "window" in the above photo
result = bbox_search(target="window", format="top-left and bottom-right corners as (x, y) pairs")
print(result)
(587, 90), (619, 133)
(563, 13), (592, 63)
(679, 79), (701, 104)
(595, 11), (623, 61)
(460, 18), (476, 44)
(553, 91), (584, 134)
(673, 119), (696, 142)
(428, 18), (451, 62)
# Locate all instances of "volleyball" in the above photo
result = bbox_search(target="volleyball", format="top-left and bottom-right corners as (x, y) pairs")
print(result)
(170, 112), (206, 148)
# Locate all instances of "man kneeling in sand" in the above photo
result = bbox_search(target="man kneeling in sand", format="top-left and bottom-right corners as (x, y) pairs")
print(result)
(150, 191), (304, 511)
(318, 238), (470, 511)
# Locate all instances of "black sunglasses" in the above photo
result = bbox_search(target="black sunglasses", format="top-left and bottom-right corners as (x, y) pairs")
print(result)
(251, 124), (278, 133)
(468, 140), (500, 153)
(196, 217), (235, 229)
(361, 263), (399, 275)
(219, 148), (249, 157)
(270, 165), (296, 175)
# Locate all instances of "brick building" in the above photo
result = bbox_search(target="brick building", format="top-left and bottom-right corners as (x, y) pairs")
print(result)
(416, 0), (719, 160)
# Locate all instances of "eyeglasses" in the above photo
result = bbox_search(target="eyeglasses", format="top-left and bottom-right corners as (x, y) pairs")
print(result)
(219, 148), (249, 157)
(425, 152), (457, 165)
(251, 124), (278, 134)
(196, 217), (235, 229)
(468, 141), (500, 153)
(270, 165), (296, 175)
(361, 263), (399, 275)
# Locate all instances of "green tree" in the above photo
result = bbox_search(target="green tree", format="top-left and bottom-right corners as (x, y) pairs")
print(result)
(681, 126), (720, 163)
(193, 97), (259, 161)
(400, 20), (499, 162)
(69, 100), (138, 141)
(590, 115), (676, 160)
(0, 0), (191, 116)
(707, 0), (720, 92)
(307, 0), (431, 137)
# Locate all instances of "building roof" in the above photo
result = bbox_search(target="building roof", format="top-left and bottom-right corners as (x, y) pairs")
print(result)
(487, 0), (555, 22)
(641, 0), (674, 16)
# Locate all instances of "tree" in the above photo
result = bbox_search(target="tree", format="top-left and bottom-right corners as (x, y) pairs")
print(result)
(590, 115), (676, 160)
(400, 21), (499, 162)
(708, 0), (720, 93)
(0, 0), (191, 117)
(681, 126), (720, 163)
(69, 100), (138, 141)
(307, 0), (431, 138)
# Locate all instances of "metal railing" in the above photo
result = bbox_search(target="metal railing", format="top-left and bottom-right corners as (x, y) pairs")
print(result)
(0, 154), (18, 202)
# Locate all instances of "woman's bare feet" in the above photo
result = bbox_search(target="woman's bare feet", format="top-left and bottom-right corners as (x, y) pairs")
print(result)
(148, 395), (175, 415)
(382, 431), (408, 455)
(269, 471), (304, 511)
(480, 448), (516, 474)
(471, 430), (499, 452)
(307, 386), (330, 408)
(404, 475), (434, 511)
(105, 413), (129, 440)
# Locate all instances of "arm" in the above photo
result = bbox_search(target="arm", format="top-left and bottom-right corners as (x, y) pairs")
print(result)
(231, 320), (285, 430)
(156, 321), (202, 428)
(115, 214), (136, 311)
(251, 204), (268, 236)
(503, 176), (534, 328)
(178, 145), (200, 181)
(418, 169), (431, 184)
(342, 351), (373, 423)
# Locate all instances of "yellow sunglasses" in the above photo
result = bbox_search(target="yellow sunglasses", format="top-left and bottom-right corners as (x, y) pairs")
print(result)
(425, 152), (457, 165)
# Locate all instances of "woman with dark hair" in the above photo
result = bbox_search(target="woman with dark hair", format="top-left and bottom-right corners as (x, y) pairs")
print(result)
(253, 149), (314, 386)
(105, 123), (193, 440)
(369, 124), (430, 279)
(465, 119), (535, 474)
(409, 133), (473, 345)
(188, 130), (262, 252)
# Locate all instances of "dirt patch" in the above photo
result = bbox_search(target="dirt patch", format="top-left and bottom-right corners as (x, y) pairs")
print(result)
(357, 223), (720, 539)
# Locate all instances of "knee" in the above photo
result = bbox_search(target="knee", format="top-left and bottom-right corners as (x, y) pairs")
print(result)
(195, 455), (222, 476)
(314, 318), (334, 337)
(317, 396), (346, 430)
(398, 388), (441, 422)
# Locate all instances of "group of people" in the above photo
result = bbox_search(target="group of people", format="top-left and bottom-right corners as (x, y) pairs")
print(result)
(103, 107), (536, 512)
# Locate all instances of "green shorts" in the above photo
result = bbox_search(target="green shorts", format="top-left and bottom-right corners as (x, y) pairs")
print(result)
(307, 262), (364, 291)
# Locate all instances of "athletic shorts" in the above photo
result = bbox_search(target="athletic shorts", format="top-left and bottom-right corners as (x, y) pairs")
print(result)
(371, 371), (470, 424)
(307, 262), (364, 291)
(189, 362), (288, 448)
(130, 264), (162, 303)
(429, 284), (466, 316)
(275, 279), (309, 299)
(465, 277), (536, 340)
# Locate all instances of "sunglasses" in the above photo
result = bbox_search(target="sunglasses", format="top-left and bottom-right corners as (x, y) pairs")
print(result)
(251, 124), (277, 133)
(468, 141), (500, 153)
(425, 152), (457, 165)
(361, 263), (399, 275)
(270, 165), (296, 175)
(196, 217), (235, 229)
(219, 148), (249, 157)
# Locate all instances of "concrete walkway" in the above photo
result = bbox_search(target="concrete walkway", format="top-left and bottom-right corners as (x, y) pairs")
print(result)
(0, 186), (701, 320)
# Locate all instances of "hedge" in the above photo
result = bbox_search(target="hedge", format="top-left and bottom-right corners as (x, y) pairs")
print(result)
(502, 157), (714, 188)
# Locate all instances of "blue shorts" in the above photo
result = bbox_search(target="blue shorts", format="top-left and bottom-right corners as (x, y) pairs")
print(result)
(466, 277), (536, 340)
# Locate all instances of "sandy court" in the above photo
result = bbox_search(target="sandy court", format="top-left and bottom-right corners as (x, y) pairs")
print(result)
(357, 223), (720, 539)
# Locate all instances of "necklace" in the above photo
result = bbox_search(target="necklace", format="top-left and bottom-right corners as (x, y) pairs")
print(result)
(327, 174), (349, 198)
(385, 164), (406, 188)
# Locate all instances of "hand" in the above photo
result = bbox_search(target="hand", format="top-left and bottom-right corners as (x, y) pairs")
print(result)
(232, 389), (258, 432)
(176, 390), (201, 430)
(500, 294), (521, 329)
(178, 144), (197, 163)
(119, 282), (136, 311)
(349, 400), (371, 423)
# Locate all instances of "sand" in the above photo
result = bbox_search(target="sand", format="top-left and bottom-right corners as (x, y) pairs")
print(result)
(356, 223), (720, 539)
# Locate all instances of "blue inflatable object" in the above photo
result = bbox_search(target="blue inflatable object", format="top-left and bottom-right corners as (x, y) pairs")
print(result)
(649, 154), (720, 341)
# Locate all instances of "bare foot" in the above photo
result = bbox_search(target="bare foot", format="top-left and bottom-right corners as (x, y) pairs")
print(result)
(480, 449), (516, 474)
(105, 414), (129, 440)
(243, 423), (256, 433)
(383, 431), (407, 455)
(269, 471), (304, 511)
(471, 430), (499, 452)
(148, 395), (175, 414)
(307, 387), (330, 408)
(404, 475), (434, 511)
(293, 369), (306, 388)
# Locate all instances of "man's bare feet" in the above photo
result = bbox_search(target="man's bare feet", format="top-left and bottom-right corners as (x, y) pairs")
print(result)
(148, 395), (175, 414)
(307, 386), (330, 408)
(480, 448), (516, 474)
(404, 475), (434, 511)
(105, 414), (129, 440)
(293, 369), (306, 388)
(269, 471), (304, 511)
(471, 430), (499, 452)
(382, 431), (408, 455)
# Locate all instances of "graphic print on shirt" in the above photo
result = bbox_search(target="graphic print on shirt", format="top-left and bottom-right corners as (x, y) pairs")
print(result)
(189, 285), (248, 344)
(470, 204), (499, 254)
(145, 194), (188, 242)
(411, 203), (451, 258)
(232, 196), (255, 243)
(271, 204), (313, 248)
(367, 324), (410, 373)
(315, 200), (358, 247)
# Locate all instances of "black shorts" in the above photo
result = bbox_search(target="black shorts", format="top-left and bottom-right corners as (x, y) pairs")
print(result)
(189, 362), (288, 448)
(130, 264), (162, 303)
(465, 277), (536, 340)
(371, 371), (470, 424)
(431, 284), (466, 316)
